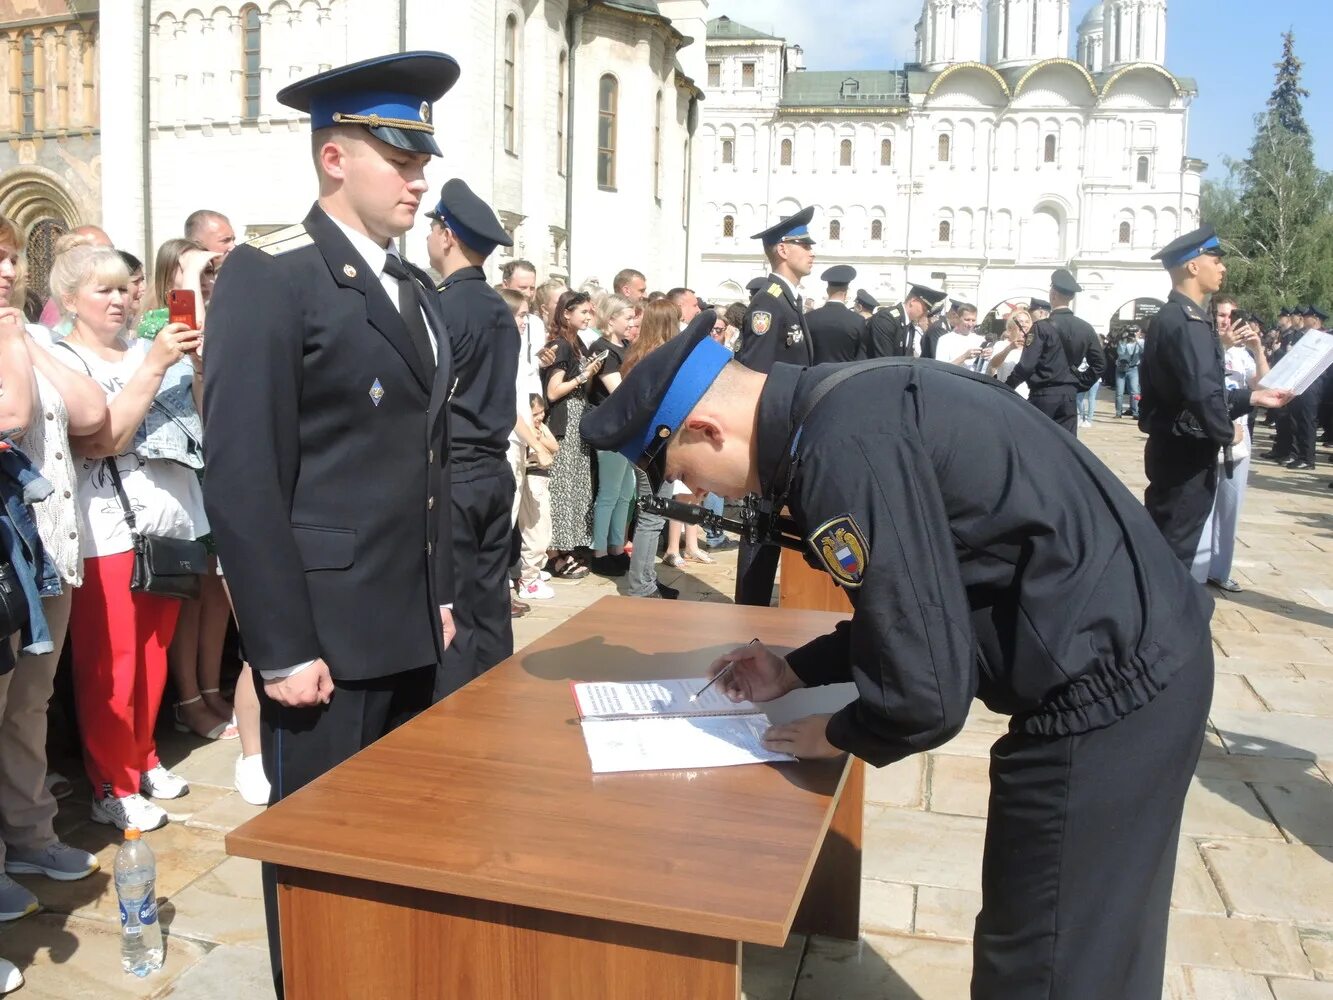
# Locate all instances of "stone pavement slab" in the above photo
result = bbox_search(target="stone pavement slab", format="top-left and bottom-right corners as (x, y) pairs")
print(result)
(1201, 840), (1333, 925)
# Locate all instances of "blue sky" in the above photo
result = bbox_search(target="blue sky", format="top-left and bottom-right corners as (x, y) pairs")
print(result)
(712, 1), (1332, 177)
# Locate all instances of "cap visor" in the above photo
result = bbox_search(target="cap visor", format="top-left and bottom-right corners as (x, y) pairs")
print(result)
(369, 125), (442, 157)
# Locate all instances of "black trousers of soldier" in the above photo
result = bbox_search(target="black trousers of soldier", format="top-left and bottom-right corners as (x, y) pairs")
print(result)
(1289, 392), (1318, 465)
(1270, 410), (1293, 459)
(971, 641), (1212, 998)
(1027, 389), (1078, 435)
(734, 536), (780, 607)
(255, 664), (435, 999)
(434, 472), (517, 702)
(1143, 436), (1219, 565)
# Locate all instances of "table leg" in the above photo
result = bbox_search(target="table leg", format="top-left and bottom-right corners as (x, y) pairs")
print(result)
(276, 868), (741, 999)
(792, 756), (864, 941)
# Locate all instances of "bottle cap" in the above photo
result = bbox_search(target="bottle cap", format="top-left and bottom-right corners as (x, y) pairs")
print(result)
(125, 828), (141, 841)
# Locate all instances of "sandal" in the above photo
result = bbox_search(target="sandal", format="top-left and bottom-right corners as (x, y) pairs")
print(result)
(663, 553), (685, 568)
(44, 772), (74, 801)
(174, 695), (239, 741)
(200, 686), (232, 719)
(684, 549), (715, 565)
(550, 555), (590, 580)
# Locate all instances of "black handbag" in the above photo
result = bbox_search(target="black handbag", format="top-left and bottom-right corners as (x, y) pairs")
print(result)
(104, 459), (207, 601)
(0, 557), (29, 640)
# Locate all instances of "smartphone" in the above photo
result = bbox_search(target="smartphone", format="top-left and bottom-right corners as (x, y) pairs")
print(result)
(167, 289), (197, 330)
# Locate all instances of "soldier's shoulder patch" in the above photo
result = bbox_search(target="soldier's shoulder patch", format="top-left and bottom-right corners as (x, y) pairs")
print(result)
(808, 514), (868, 588)
(767, 283), (783, 297)
(248, 224), (313, 257)
(751, 311), (772, 335)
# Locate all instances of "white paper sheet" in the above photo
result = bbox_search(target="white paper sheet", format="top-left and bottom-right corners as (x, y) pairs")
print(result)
(573, 678), (756, 719)
(580, 714), (795, 774)
(1259, 330), (1333, 394)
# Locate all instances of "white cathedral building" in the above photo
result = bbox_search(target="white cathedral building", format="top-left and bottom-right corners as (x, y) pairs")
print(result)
(697, 0), (1204, 330)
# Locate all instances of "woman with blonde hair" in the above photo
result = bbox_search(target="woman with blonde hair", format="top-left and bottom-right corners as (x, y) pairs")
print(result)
(988, 308), (1033, 398)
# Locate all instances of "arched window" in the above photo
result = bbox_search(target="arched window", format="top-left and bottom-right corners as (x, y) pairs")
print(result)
(557, 51), (567, 175)
(598, 74), (617, 189)
(880, 138), (892, 166)
(780, 137), (793, 166)
(938, 220), (952, 244)
(722, 214), (735, 239)
(241, 5), (261, 120)
(1118, 221), (1132, 244)
(654, 91), (662, 199)
(839, 139), (852, 167)
(938, 133), (951, 162)
(1136, 156), (1150, 183)
(721, 138), (734, 165)
(870, 219), (883, 241)
(1043, 134), (1057, 163)
(829, 219), (842, 241)
(503, 15), (518, 153)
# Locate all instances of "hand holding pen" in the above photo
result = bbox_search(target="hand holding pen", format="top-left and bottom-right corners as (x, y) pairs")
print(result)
(699, 638), (806, 704)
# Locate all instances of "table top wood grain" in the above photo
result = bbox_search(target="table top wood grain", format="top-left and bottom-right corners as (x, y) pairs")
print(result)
(227, 597), (852, 946)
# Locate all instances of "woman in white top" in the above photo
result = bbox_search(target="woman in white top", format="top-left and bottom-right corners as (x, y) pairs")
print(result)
(52, 245), (209, 833)
(988, 308), (1033, 398)
(0, 218), (106, 948)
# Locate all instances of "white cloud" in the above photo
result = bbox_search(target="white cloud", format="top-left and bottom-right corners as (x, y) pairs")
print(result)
(709, 0), (919, 70)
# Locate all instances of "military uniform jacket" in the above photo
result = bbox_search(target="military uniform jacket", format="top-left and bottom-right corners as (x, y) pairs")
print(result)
(437, 266), (519, 479)
(736, 274), (814, 373)
(920, 318), (949, 360)
(866, 305), (916, 358)
(807, 301), (867, 363)
(756, 360), (1211, 766)
(203, 204), (455, 681)
(1005, 308), (1105, 393)
(1138, 290), (1250, 445)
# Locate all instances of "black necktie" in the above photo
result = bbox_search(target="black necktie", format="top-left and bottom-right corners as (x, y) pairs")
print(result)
(382, 255), (436, 374)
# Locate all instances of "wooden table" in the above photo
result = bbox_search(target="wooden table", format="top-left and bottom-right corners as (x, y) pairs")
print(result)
(227, 597), (862, 999)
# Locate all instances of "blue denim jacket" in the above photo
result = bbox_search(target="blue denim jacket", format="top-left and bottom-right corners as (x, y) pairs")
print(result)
(134, 359), (204, 470)
(0, 446), (60, 659)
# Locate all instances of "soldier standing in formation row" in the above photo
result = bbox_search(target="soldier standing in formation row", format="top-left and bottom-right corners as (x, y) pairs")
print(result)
(806, 264), (869, 363)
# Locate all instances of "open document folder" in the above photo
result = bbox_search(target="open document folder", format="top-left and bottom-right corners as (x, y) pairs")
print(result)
(1259, 329), (1333, 395)
(571, 677), (857, 774)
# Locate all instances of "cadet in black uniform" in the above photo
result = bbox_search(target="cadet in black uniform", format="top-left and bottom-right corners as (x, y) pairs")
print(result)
(744, 275), (766, 300)
(867, 283), (946, 358)
(1139, 226), (1290, 564)
(1260, 308), (1302, 462)
(1285, 305), (1326, 470)
(734, 207), (816, 606)
(202, 53), (460, 997)
(852, 288), (878, 324)
(1029, 297), (1051, 321)
(807, 264), (868, 363)
(427, 179), (520, 700)
(1006, 268), (1105, 434)
(581, 321), (1218, 1000)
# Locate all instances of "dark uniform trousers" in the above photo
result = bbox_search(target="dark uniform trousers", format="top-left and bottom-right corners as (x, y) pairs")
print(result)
(973, 641), (1212, 998)
(1143, 435), (1219, 564)
(734, 537), (781, 607)
(1289, 389), (1319, 465)
(434, 464), (517, 701)
(1027, 388), (1078, 434)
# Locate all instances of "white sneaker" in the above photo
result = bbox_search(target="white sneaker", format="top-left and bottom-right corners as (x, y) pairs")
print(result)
(91, 793), (168, 832)
(140, 765), (189, 800)
(539, 570), (552, 581)
(517, 578), (556, 600)
(0, 957), (22, 993)
(234, 753), (271, 807)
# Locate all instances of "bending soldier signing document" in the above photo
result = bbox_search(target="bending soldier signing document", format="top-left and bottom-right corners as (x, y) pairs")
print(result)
(582, 318), (1218, 999)
(202, 53), (459, 998)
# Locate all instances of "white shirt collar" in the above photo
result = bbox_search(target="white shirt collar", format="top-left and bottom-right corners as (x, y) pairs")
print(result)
(327, 213), (395, 277)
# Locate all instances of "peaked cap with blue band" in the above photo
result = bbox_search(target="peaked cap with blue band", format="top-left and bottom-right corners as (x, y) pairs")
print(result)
(751, 206), (816, 246)
(427, 178), (513, 256)
(580, 311), (731, 490)
(1151, 224), (1223, 270)
(276, 51), (460, 157)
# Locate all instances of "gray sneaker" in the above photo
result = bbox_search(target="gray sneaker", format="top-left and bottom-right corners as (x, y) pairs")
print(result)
(0, 875), (38, 921)
(5, 841), (99, 882)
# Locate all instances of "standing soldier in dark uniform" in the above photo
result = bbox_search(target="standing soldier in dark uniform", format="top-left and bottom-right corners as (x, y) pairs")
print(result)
(580, 320), (1220, 1000)
(1029, 297), (1051, 322)
(1139, 226), (1290, 563)
(852, 289), (878, 325)
(744, 275), (766, 300)
(426, 179), (520, 700)
(202, 53), (460, 998)
(1006, 269), (1106, 434)
(1260, 307), (1303, 462)
(807, 264), (868, 363)
(733, 207), (816, 606)
(1284, 305), (1326, 470)
(867, 284), (946, 358)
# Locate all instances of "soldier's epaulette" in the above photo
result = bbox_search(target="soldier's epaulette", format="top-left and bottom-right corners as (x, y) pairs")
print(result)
(767, 282), (783, 297)
(247, 224), (313, 257)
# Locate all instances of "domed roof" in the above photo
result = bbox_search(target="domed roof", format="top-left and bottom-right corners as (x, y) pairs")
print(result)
(1079, 2), (1105, 30)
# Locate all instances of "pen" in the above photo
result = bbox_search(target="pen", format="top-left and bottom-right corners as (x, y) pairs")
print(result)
(691, 637), (759, 702)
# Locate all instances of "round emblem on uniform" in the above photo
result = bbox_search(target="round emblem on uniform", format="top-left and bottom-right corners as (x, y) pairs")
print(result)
(419, 101), (431, 123)
(343, 264), (357, 278)
(751, 311), (772, 335)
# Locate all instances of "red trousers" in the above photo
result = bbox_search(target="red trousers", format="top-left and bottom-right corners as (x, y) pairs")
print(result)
(68, 551), (180, 798)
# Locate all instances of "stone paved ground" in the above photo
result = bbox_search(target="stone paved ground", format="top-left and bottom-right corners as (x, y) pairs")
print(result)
(3, 399), (1331, 998)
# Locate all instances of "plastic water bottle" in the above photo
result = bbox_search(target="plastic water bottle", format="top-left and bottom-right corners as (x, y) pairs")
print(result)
(115, 828), (163, 976)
